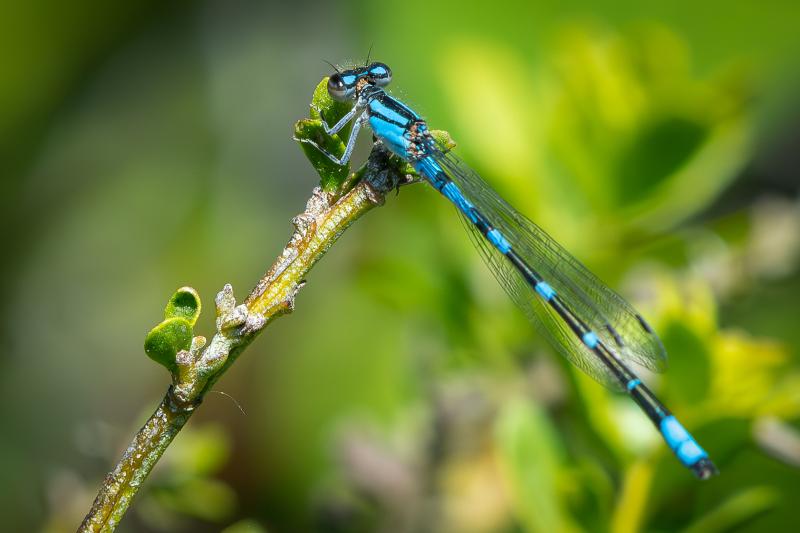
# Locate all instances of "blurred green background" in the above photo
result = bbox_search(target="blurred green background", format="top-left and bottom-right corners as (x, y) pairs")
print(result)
(2, 1), (800, 531)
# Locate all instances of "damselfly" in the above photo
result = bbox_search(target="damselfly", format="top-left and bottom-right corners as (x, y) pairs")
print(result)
(299, 61), (718, 479)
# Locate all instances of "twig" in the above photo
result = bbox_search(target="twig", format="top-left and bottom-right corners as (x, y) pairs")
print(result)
(78, 145), (410, 532)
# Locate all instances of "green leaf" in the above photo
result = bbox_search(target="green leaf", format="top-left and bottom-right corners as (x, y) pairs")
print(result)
(683, 486), (779, 533)
(431, 129), (457, 152)
(295, 77), (356, 192)
(660, 320), (712, 404)
(295, 118), (350, 191)
(154, 477), (236, 522)
(168, 423), (231, 477)
(495, 398), (576, 533)
(144, 317), (193, 372)
(222, 520), (268, 533)
(615, 116), (708, 205)
(164, 286), (201, 326)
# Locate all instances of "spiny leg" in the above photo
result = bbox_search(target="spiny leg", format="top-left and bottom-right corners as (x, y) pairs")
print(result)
(323, 104), (363, 136)
(310, 102), (363, 135)
(297, 112), (367, 166)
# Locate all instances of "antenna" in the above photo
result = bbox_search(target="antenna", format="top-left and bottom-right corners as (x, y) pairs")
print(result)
(365, 43), (374, 66)
(323, 60), (340, 73)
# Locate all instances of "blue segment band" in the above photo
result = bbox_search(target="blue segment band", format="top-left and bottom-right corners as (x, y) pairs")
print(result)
(441, 181), (459, 201)
(535, 281), (556, 301)
(660, 415), (708, 466)
(487, 228), (511, 254)
(413, 158), (443, 186)
(441, 182), (478, 223)
(582, 331), (599, 349)
(626, 379), (641, 391)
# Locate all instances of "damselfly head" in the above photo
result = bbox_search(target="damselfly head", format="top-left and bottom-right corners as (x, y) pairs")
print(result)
(326, 62), (392, 101)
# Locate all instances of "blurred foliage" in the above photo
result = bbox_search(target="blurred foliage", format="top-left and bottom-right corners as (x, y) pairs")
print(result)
(2, 1), (800, 532)
(436, 25), (753, 245)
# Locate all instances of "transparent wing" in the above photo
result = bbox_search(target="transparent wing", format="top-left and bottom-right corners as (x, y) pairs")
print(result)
(434, 150), (667, 389)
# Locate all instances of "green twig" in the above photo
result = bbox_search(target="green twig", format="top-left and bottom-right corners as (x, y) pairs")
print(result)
(79, 74), (453, 531)
(78, 146), (407, 532)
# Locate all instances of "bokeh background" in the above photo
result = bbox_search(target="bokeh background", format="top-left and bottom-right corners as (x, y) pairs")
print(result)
(2, 1), (800, 531)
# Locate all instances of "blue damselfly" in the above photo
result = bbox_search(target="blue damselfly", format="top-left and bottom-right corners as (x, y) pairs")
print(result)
(299, 61), (718, 479)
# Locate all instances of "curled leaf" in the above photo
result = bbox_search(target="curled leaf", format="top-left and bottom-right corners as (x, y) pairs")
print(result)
(294, 77), (358, 192)
(295, 118), (349, 191)
(144, 317), (193, 372)
(165, 286), (201, 326)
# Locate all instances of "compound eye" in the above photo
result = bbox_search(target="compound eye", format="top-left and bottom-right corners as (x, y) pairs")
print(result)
(327, 73), (348, 101)
(369, 63), (392, 86)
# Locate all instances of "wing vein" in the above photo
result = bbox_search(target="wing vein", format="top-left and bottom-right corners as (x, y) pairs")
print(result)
(434, 150), (667, 389)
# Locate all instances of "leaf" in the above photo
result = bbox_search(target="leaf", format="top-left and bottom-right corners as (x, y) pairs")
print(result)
(294, 118), (350, 191)
(682, 486), (779, 533)
(144, 317), (192, 372)
(165, 286), (201, 326)
(660, 320), (712, 404)
(295, 77), (356, 192)
(495, 398), (577, 533)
